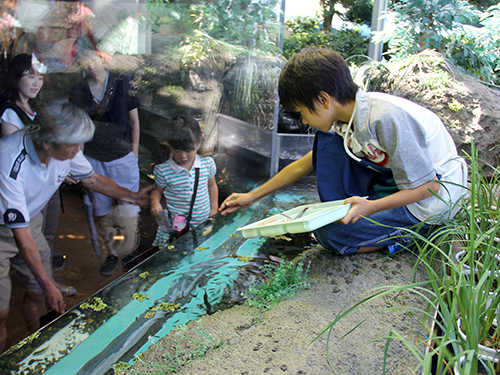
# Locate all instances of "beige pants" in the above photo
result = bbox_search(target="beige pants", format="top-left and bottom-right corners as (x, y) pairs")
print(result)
(0, 213), (51, 310)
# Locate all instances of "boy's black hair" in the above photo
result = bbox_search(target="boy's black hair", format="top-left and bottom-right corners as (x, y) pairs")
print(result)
(167, 116), (202, 151)
(278, 48), (358, 113)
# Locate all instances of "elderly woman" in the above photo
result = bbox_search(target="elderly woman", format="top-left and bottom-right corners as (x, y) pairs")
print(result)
(0, 99), (151, 352)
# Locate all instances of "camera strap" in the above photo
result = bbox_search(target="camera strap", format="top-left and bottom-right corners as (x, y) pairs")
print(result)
(185, 167), (200, 229)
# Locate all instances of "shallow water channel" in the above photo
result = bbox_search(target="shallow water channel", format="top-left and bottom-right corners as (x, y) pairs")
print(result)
(0, 175), (319, 375)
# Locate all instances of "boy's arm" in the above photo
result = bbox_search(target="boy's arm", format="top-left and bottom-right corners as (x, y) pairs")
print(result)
(341, 177), (441, 224)
(208, 176), (218, 217)
(219, 151), (313, 215)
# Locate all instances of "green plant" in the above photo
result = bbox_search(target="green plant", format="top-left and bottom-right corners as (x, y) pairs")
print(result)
(448, 99), (465, 113)
(373, 0), (500, 85)
(147, 0), (281, 56)
(313, 141), (500, 374)
(244, 256), (311, 309)
(115, 321), (223, 374)
(283, 16), (369, 61)
(344, 0), (373, 26)
(225, 53), (281, 126)
(348, 50), (459, 97)
(160, 85), (187, 102)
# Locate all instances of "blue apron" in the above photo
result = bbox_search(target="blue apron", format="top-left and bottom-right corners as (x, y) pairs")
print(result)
(312, 131), (398, 202)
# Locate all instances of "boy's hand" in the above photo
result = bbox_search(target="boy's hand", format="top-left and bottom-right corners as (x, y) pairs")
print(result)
(341, 196), (374, 224)
(219, 193), (254, 215)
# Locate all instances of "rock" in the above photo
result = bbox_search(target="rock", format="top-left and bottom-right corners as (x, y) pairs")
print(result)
(390, 62), (500, 173)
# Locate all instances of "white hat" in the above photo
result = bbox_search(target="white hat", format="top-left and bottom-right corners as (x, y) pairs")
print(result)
(31, 54), (47, 75)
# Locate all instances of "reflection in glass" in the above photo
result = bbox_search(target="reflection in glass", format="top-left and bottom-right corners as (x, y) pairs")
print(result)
(0, 2), (326, 374)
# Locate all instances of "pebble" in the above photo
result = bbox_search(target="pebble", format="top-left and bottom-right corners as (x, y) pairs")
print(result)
(344, 274), (353, 284)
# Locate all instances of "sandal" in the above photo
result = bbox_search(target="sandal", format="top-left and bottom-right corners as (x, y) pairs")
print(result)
(100, 255), (119, 276)
(59, 285), (77, 297)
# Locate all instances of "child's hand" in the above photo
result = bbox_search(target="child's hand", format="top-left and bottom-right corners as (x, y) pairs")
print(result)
(150, 201), (162, 219)
(219, 193), (254, 215)
(341, 196), (375, 224)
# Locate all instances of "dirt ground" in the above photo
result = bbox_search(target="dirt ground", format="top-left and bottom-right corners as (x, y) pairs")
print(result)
(122, 247), (430, 375)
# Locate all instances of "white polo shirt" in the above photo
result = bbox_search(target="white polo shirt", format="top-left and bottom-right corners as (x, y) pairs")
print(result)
(0, 130), (94, 228)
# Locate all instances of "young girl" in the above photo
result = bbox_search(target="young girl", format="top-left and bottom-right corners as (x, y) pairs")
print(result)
(150, 116), (218, 247)
(0, 53), (45, 136)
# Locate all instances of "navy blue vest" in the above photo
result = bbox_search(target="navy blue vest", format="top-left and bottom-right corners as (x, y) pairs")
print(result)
(312, 131), (398, 202)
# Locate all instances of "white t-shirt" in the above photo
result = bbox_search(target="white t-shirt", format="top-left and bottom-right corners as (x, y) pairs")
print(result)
(0, 130), (94, 228)
(1, 108), (36, 131)
(338, 90), (467, 224)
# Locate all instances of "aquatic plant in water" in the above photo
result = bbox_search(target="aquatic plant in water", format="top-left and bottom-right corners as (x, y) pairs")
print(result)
(196, 246), (210, 251)
(80, 297), (107, 311)
(132, 293), (150, 302)
(158, 302), (181, 312)
(6, 331), (40, 353)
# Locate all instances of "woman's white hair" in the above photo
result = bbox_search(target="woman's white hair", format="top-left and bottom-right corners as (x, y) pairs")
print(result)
(32, 99), (95, 149)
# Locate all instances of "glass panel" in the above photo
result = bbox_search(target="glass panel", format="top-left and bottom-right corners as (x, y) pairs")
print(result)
(0, 1), (324, 373)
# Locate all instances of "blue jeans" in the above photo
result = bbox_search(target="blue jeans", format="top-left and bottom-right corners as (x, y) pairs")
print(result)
(313, 205), (432, 255)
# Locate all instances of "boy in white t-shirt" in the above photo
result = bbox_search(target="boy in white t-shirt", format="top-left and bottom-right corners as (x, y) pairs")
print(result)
(220, 48), (467, 255)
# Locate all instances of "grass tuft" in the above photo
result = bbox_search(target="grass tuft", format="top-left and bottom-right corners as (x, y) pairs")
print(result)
(244, 256), (311, 310)
(114, 321), (223, 374)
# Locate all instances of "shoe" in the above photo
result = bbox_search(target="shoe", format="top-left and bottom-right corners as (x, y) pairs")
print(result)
(122, 253), (139, 271)
(388, 227), (447, 254)
(59, 285), (77, 297)
(100, 255), (119, 276)
(52, 254), (68, 270)
(387, 243), (408, 254)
